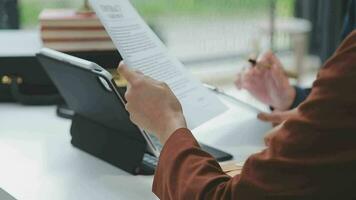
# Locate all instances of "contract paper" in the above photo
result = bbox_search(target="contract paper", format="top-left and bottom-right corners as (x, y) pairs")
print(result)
(89, 0), (227, 129)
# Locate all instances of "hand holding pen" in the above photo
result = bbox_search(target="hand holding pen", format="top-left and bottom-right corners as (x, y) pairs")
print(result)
(248, 54), (297, 78)
(235, 51), (296, 111)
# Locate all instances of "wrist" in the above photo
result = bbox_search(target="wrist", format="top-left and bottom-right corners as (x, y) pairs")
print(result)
(275, 86), (296, 111)
(158, 113), (187, 144)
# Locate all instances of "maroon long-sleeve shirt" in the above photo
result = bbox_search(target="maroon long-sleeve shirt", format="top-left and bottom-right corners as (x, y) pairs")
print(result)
(152, 31), (356, 199)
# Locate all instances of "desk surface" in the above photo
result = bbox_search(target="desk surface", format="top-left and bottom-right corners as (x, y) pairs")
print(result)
(0, 98), (271, 200)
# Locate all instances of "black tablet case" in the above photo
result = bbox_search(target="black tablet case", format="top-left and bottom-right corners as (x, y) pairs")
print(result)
(37, 54), (149, 175)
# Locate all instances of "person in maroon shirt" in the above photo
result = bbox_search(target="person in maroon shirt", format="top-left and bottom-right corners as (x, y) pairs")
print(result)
(118, 31), (356, 199)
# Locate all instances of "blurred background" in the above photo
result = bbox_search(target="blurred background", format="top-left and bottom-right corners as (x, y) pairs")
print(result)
(0, 0), (352, 107)
(1, 1), (354, 199)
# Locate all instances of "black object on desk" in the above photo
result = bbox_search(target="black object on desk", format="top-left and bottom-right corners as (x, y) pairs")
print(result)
(71, 114), (150, 175)
(0, 30), (122, 105)
(37, 49), (155, 174)
(0, 30), (62, 104)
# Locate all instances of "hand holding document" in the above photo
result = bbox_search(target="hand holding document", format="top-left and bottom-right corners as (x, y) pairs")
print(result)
(89, 0), (227, 129)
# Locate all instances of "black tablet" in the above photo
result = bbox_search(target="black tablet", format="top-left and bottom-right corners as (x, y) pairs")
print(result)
(37, 48), (160, 157)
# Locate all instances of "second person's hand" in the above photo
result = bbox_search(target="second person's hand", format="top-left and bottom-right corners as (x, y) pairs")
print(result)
(235, 51), (296, 111)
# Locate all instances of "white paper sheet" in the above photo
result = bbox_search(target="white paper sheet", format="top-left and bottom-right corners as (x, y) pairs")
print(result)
(89, 0), (227, 129)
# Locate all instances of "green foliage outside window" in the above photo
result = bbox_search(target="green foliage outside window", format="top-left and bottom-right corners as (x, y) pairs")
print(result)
(20, 0), (295, 28)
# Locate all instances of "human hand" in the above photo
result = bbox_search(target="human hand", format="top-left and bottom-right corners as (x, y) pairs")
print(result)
(258, 109), (299, 127)
(235, 51), (296, 111)
(118, 62), (187, 144)
(259, 109), (299, 146)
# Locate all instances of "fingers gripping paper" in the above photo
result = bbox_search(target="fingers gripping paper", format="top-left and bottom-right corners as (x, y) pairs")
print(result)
(89, 0), (227, 129)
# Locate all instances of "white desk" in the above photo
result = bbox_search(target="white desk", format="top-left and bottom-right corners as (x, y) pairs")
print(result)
(0, 99), (271, 200)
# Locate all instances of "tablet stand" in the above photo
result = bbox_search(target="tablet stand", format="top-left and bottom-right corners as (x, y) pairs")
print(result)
(70, 114), (152, 175)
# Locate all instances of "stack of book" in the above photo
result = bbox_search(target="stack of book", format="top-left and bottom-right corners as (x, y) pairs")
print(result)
(39, 9), (115, 52)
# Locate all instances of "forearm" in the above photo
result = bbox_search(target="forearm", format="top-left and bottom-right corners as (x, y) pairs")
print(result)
(151, 126), (331, 199)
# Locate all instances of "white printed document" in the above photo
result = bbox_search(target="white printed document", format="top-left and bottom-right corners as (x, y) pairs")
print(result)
(89, 0), (227, 129)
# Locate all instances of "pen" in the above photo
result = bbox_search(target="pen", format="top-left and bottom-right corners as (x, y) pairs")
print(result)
(248, 58), (271, 69)
(247, 57), (298, 79)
